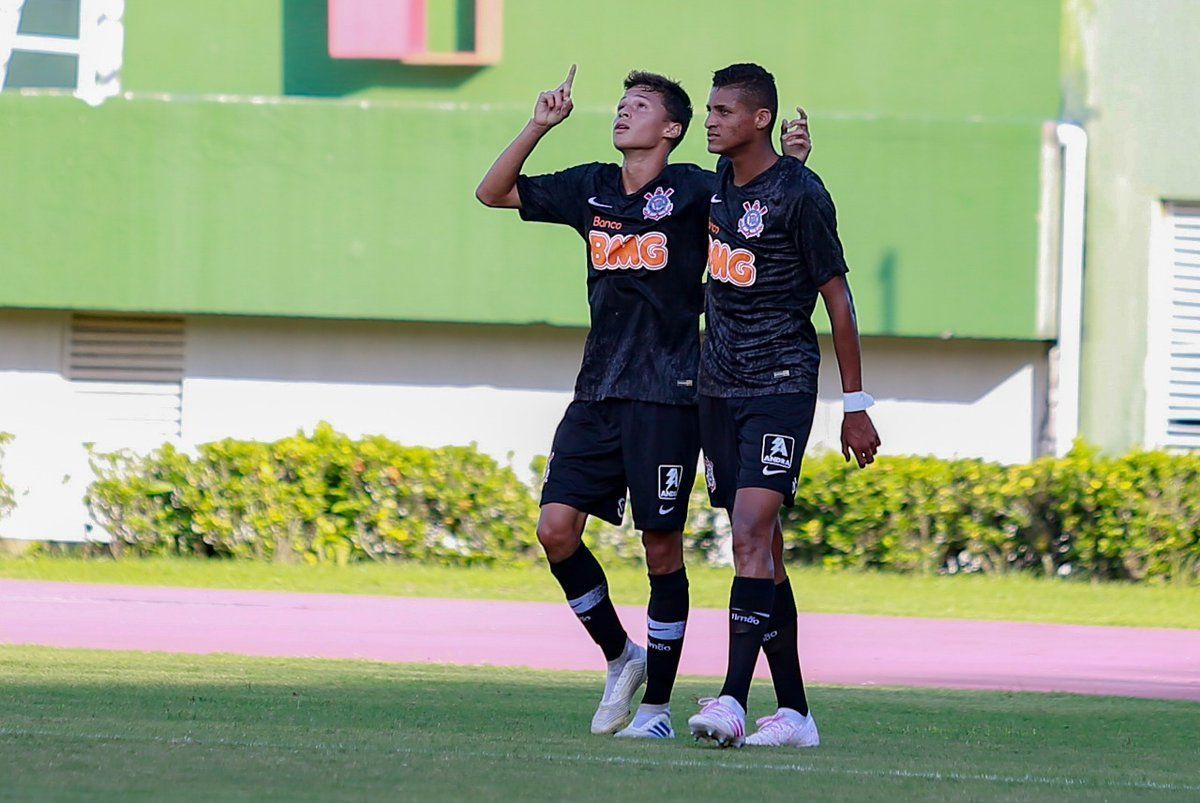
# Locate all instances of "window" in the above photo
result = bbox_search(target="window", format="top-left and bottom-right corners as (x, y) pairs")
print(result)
(0, 0), (124, 105)
(1146, 202), (1200, 450)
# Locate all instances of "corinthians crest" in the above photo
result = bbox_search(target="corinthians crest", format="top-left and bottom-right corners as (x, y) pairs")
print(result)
(738, 199), (768, 238)
(642, 186), (674, 221)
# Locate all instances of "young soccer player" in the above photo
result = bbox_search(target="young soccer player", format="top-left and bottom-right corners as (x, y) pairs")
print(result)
(687, 64), (881, 749)
(475, 66), (813, 739)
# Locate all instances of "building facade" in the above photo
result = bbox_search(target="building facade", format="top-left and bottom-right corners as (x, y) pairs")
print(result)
(0, 0), (1193, 540)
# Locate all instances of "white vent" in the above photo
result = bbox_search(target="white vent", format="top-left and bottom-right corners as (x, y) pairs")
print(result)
(66, 313), (184, 447)
(1147, 203), (1200, 451)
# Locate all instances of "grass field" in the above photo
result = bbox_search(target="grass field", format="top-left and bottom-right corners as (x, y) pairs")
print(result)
(2, 554), (1198, 629)
(1, 647), (1197, 801)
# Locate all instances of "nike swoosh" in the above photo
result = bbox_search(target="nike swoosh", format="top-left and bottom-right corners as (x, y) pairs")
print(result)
(761, 466), (788, 476)
(710, 195), (722, 203)
(658, 505), (676, 515)
(587, 196), (613, 208)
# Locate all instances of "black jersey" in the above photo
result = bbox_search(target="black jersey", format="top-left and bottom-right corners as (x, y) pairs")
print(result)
(700, 156), (849, 398)
(517, 162), (714, 405)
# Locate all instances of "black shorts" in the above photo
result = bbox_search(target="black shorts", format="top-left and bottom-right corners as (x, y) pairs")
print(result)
(699, 392), (817, 510)
(540, 399), (700, 530)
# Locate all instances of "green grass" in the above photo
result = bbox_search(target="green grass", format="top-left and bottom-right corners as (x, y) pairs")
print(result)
(2, 554), (1199, 629)
(1, 647), (1197, 801)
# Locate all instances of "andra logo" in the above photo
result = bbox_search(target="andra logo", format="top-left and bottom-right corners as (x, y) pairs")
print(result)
(761, 433), (795, 468)
(658, 464), (683, 501)
(642, 186), (674, 221)
(589, 231), (669, 271)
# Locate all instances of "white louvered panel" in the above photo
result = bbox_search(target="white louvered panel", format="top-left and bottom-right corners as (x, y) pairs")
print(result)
(66, 314), (184, 448)
(1157, 204), (1200, 450)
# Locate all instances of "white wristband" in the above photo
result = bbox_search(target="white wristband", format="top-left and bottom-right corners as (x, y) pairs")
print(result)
(843, 391), (875, 413)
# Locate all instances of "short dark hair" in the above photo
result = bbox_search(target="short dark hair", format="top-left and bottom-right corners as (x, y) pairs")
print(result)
(711, 63), (778, 126)
(623, 70), (692, 150)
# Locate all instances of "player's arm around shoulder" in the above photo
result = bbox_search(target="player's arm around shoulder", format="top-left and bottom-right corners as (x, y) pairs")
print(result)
(475, 65), (577, 209)
(780, 106), (812, 164)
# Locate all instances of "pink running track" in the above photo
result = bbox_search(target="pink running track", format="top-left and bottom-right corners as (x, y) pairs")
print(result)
(2, 580), (1197, 701)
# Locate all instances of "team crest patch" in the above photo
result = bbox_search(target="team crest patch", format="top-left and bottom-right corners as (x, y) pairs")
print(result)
(761, 434), (795, 468)
(642, 187), (674, 221)
(738, 200), (768, 239)
(704, 456), (716, 492)
(658, 465), (683, 501)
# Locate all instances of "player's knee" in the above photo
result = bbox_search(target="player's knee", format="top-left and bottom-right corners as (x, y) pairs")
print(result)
(642, 531), (683, 574)
(730, 535), (772, 567)
(730, 518), (773, 566)
(536, 517), (581, 560)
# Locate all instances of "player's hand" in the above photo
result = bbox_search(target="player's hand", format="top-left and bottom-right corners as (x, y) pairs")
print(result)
(532, 65), (576, 129)
(841, 411), (880, 468)
(780, 106), (812, 163)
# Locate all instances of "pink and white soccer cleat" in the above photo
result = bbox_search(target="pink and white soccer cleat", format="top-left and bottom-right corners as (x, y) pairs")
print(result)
(744, 708), (820, 748)
(687, 695), (746, 748)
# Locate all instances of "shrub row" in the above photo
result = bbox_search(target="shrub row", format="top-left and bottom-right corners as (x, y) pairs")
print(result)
(84, 427), (1200, 581)
(777, 446), (1200, 582)
(86, 424), (539, 565)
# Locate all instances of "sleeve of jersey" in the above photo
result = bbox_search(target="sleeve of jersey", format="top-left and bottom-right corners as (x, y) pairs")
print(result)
(516, 164), (591, 230)
(797, 180), (850, 288)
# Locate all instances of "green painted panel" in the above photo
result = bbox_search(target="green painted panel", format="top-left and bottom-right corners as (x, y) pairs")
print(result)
(0, 93), (1042, 338)
(123, 0), (1060, 122)
(1066, 0), (1200, 450)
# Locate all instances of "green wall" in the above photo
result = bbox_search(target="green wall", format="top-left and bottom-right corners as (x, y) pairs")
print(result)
(0, 0), (1061, 338)
(1064, 0), (1200, 450)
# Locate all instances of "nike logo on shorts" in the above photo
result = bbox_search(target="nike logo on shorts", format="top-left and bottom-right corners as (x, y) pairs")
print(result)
(587, 196), (613, 208)
(762, 466), (788, 476)
(710, 195), (722, 203)
(658, 505), (675, 515)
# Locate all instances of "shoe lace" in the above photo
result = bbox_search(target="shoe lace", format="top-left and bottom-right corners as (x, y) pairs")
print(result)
(754, 712), (787, 731)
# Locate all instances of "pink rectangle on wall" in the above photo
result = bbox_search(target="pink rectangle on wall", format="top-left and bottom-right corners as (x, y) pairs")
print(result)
(328, 0), (428, 59)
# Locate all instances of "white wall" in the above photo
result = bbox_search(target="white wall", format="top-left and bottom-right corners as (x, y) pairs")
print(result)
(0, 310), (1048, 541)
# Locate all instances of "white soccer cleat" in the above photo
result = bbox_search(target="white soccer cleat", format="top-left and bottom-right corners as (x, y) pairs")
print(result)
(687, 695), (746, 748)
(615, 710), (675, 739)
(590, 641), (647, 735)
(744, 708), (820, 747)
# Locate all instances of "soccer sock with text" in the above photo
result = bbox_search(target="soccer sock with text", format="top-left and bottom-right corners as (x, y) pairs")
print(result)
(548, 543), (629, 661)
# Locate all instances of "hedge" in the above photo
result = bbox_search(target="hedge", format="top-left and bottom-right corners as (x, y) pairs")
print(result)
(779, 445), (1200, 582)
(86, 424), (539, 565)
(85, 427), (1200, 581)
(0, 433), (14, 524)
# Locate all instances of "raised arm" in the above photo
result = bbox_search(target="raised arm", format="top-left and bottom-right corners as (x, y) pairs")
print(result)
(475, 65), (576, 208)
(818, 275), (881, 467)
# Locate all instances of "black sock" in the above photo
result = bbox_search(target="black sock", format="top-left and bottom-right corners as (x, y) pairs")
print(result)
(762, 578), (809, 715)
(548, 544), (628, 661)
(718, 577), (775, 710)
(642, 567), (689, 706)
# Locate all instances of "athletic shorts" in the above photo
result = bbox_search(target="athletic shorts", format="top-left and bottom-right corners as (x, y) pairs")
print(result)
(698, 392), (817, 510)
(540, 399), (700, 530)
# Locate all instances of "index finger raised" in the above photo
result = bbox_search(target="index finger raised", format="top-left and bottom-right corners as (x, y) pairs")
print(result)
(561, 64), (577, 94)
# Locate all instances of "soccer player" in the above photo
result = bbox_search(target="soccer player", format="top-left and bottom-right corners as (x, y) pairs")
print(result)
(475, 66), (812, 739)
(686, 64), (881, 749)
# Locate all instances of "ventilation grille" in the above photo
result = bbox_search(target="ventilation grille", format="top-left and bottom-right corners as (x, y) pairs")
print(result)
(1162, 204), (1200, 450)
(66, 314), (184, 444)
